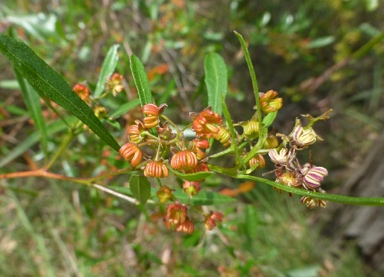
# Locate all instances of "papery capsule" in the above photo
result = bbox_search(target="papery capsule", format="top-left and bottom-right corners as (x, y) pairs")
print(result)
(301, 165), (328, 190)
(263, 135), (279, 149)
(176, 217), (194, 234)
(183, 181), (201, 196)
(191, 107), (223, 138)
(157, 185), (173, 203)
(166, 202), (188, 225)
(243, 120), (259, 138)
(212, 126), (231, 148)
(144, 161), (169, 178)
(259, 90), (283, 113)
(291, 124), (317, 149)
(127, 120), (145, 144)
(204, 211), (224, 231)
(268, 148), (289, 165)
(248, 154), (266, 169)
(119, 143), (143, 167)
(170, 150), (198, 171)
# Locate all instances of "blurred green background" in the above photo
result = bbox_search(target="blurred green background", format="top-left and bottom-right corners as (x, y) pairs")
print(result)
(1, 0), (383, 276)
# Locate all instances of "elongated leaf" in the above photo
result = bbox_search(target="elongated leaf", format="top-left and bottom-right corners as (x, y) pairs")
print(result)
(204, 52), (227, 115)
(262, 111), (277, 127)
(0, 117), (76, 167)
(167, 166), (214, 181)
(129, 175), (151, 205)
(0, 35), (120, 151)
(130, 54), (153, 106)
(15, 68), (48, 158)
(94, 44), (120, 98)
(173, 188), (235, 205)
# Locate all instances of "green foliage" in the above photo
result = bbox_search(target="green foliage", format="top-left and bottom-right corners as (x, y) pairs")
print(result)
(204, 52), (228, 116)
(1, 1), (383, 276)
(0, 34), (120, 152)
(94, 44), (120, 98)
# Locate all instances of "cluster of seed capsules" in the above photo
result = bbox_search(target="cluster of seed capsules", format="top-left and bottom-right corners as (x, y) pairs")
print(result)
(119, 104), (230, 233)
(268, 118), (329, 208)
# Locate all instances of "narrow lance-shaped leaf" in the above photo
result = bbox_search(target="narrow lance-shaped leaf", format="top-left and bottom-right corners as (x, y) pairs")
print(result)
(94, 44), (120, 98)
(167, 165), (214, 181)
(129, 175), (151, 205)
(14, 68), (48, 159)
(204, 52), (227, 115)
(0, 34), (120, 151)
(130, 54), (153, 106)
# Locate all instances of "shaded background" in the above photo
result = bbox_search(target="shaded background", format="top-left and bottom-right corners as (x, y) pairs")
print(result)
(1, 0), (383, 276)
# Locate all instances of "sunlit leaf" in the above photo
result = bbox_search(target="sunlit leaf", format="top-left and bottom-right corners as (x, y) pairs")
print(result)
(204, 52), (227, 115)
(168, 166), (214, 181)
(94, 44), (120, 98)
(129, 175), (151, 205)
(130, 54), (153, 106)
(0, 35), (120, 152)
(262, 111), (277, 127)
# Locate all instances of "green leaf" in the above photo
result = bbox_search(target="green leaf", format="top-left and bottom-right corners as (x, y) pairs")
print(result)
(130, 55), (153, 106)
(0, 35), (120, 152)
(262, 111), (277, 127)
(15, 68), (48, 158)
(173, 188), (235, 205)
(129, 175), (151, 205)
(94, 44), (120, 98)
(109, 98), (140, 119)
(204, 52), (227, 115)
(167, 166), (214, 181)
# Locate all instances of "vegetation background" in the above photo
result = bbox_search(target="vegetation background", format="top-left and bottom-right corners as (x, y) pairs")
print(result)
(0, 0), (383, 276)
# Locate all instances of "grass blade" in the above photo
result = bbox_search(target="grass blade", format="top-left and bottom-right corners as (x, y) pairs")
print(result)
(93, 44), (120, 98)
(0, 34), (120, 151)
